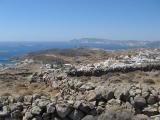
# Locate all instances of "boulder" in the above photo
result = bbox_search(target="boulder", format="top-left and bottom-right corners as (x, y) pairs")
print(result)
(24, 95), (33, 103)
(69, 109), (85, 120)
(134, 114), (149, 120)
(23, 111), (33, 120)
(87, 91), (97, 102)
(42, 113), (51, 120)
(147, 95), (158, 105)
(114, 85), (130, 101)
(134, 96), (146, 109)
(32, 94), (41, 101)
(56, 104), (72, 118)
(106, 99), (121, 108)
(0, 106), (9, 118)
(35, 98), (50, 109)
(96, 106), (105, 114)
(82, 115), (97, 120)
(31, 106), (42, 115)
(47, 103), (55, 113)
(102, 89), (115, 101)
(143, 104), (159, 116)
(142, 91), (149, 98)
(14, 95), (24, 103)
(80, 82), (95, 91)
(74, 101), (91, 114)
(10, 102), (23, 112)
(11, 110), (23, 119)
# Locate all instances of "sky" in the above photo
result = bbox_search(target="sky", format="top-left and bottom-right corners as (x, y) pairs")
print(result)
(0, 0), (160, 41)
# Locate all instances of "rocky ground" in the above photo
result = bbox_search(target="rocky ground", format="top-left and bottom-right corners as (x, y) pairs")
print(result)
(1, 48), (160, 120)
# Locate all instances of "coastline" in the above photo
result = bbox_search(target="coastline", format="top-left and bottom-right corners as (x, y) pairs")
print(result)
(0, 59), (20, 65)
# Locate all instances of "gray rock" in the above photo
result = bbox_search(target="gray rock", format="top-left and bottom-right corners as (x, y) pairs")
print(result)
(80, 82), (95, 91)
(115, 87), (130, 102)
(143, 104), (159, 116)
(11, 110), (23, 119)
(0, 106), (9, 117)
(102, 89), (114, 101)
(134, 114), (149, 120)
(24, 95), (33, 103)
(135, 89), (142, 95)
(42, 113), (51, 120)
(31, 106), (42, 115)
(23, 111), (33, 120)
(56, 104), (72, 118)
(52, 81), (59, 89)
(14, 95), (24, 103)
(47, 103), (55, 113)
(129, 90), (136, 97)
(75, 81), (84, 88)
(69, 109), (85, 120)
(147, 95), (158, 105)
(51, 117), (61, 120)
(106, 99), (121, 108)
(0, 102), (4, 109)
(10, 102), (23, 112)
(8, 96), (15, 103)
(134, 96), (146, 109)
(32, 94), (41, 101)
(87, 91), (97, 101)
(82, 115), (97, 120)
(74, 101), (91, 114)
(32, 116), (43, 120)
(35, 99), (50, 109)
(96, 106), (105, 114)
(142, 91), (149, 98)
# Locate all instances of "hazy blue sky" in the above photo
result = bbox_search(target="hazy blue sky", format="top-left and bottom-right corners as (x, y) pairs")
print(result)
(0, 0), (160, 41)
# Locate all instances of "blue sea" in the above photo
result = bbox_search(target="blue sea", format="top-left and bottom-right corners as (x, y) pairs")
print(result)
(0, 41), (130, 64)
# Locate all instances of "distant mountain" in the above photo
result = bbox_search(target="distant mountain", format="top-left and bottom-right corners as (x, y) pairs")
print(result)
(71, 38), (160, 49)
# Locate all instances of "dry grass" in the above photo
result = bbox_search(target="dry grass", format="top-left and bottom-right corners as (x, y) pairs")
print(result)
(0, 92), (12, 96)
(0, 81), (58, 97)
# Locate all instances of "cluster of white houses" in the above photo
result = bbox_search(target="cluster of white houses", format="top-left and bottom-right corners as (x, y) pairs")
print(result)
(42, 49), (160, 71)
(74, 49), (160, 71)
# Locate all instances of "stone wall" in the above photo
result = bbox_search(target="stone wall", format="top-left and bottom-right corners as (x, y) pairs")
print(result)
(27, 70), (160, 120)
(3, 64), (160, 120)
(0, 83), (160, 120)
(68, 63), (160, 76)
